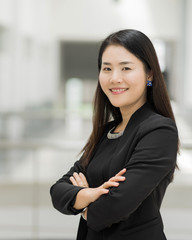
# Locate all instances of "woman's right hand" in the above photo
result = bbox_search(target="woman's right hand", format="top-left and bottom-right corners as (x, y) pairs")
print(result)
(86, 168), (127, 204)
(71, 168), (126, 210)
(100, 168), (127, 190)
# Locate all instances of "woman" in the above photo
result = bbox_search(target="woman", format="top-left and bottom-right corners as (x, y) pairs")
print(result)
(50, 29), (178, 240)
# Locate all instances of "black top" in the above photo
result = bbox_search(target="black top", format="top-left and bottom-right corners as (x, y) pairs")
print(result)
(85, 132), (122, 239)
(87, 135), (121, 187)
(50, 103), (178, 240)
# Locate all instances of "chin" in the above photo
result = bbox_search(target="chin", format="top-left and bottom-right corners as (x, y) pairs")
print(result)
(110, 102), (124, 108)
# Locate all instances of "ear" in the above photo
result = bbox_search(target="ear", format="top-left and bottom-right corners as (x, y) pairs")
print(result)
(147, 71), (153, 81)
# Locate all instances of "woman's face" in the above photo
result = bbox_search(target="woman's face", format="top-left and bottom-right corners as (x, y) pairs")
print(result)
(99, 45), (152, 112)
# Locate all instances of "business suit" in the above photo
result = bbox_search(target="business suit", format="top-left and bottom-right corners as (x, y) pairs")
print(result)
(50, 103), (178, 240)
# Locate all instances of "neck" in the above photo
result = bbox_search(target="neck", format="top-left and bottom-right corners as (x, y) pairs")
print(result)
(116, 101), (146, 132)
(116, 111), (132, 132)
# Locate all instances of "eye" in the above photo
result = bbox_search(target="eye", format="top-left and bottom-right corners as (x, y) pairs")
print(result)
(122, 67), (131, 71)
(103, 67), (111, 71)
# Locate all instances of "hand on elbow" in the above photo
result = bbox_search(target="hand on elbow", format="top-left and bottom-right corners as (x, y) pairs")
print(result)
(70, 168), (126, 209)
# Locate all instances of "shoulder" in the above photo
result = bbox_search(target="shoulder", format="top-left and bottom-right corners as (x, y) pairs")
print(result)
(141, 112), (177, 130)
(138, 113), (178, 141)
(127, 103), (178, 137)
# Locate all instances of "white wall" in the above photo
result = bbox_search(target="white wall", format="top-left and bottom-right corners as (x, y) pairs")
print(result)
(0, 0), (59, 112)
(52, 0), (182, 41)
(0, 0), (13, 26)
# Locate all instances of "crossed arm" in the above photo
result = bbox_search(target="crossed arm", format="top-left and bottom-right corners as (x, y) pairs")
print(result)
(69, 168), (127, 220)
(51, 118), (178, 231)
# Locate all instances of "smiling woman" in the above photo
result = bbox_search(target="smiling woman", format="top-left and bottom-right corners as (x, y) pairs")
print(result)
(50, 29), (179, 240)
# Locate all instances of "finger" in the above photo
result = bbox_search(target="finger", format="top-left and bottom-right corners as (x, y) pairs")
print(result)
(69, 176), (78, 186)
(79, 172), (89, 187)
(73, 172), (84, 186)
(110, 176), (126, 182)
(116, 168), (126, 176)
(101, 181), (119, 189)
(104, 181), (119, 188)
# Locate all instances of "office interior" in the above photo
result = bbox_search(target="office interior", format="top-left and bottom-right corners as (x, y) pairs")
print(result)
(0, 0), (192, 239)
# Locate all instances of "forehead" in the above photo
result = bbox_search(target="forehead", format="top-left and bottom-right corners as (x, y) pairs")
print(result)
(102, 45), (139, 63)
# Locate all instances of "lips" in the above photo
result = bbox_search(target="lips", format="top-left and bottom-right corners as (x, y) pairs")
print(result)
(110, 88), (128, 94)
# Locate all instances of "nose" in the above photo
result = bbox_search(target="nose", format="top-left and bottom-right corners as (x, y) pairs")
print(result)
(110, 70), (122, 83)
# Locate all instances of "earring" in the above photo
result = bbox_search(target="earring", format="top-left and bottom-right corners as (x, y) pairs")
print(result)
(147, 80), (152, 87)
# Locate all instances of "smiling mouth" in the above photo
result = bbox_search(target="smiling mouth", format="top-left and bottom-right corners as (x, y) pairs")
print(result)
(110, 88), (128, 94)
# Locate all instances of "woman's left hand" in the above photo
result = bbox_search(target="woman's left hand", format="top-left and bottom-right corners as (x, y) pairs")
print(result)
(70, 172), (89, 188)
(70, 172), (89, 220)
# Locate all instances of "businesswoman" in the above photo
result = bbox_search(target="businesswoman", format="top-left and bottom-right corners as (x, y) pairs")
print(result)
(50, 29), (178, 240)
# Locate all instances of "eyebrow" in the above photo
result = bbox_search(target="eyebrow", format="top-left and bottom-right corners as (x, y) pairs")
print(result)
(102, 61), (134, 65)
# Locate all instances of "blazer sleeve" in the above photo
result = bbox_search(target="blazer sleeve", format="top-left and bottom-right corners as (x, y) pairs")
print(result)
(87, 117), (178, 231)
(50, 160), (85, 215)
(50, 122), (115, 216)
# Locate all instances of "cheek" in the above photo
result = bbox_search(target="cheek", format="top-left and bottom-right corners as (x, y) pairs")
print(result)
(99, 73), (107, 90)
(129, 71), (147, 86)
(128, 73), (147, 95)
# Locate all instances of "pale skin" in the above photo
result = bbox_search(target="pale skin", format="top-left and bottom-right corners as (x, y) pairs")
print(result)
(70, 45), (153, 220)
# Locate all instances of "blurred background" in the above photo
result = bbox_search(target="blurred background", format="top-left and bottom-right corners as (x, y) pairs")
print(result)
(0, 0), (192, 239)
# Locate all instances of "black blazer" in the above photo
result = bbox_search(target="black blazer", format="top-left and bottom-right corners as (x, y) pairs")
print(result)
(50, 103), (178, 240)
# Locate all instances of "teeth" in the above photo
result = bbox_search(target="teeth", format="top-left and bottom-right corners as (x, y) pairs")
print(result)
(111, 88), (127, 92)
